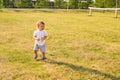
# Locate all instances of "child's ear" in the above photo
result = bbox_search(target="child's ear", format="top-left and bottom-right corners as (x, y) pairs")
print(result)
(37, 25), (39, 28)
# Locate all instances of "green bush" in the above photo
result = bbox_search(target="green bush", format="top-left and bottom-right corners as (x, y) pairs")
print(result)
(2, 0), (119, 9)
(0, 0), (3, 8)
(95, 0), (117, 8)
(35, 0), (49, 8)
(54, 0), (66, 9)
(79, 1), (89, 9)
(20, 0), (32, 8)
(69, 0), (79, 9)
(3, 0), (11, 8)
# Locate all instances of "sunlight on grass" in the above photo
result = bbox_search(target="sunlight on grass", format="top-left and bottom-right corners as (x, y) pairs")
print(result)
(0, 10), (120, 80)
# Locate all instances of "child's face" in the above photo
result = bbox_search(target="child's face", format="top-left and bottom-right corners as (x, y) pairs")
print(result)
(38, 24), (44, 30)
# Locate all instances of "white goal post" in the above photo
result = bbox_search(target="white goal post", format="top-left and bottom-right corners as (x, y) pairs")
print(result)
(88, 7), (120, 18)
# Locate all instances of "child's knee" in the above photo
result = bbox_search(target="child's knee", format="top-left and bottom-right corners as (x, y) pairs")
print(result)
(34, 50), (38, 53)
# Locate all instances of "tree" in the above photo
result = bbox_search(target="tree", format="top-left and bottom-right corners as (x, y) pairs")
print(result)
(35, 0), (49, 8)
(95, 0), (116, 8)
(2, 0), (28, 8)
(0, 0), (3, 8)
(118, 0), (120, 8)
(104, 0), (115, 8)
(78, 0), (93, 9)
(3, 0), (11, 8)
(54, 0), (66, 8)
(20, 0), (32, 8)
(2, 0), (118, 9)
(69, 0), (79, 9)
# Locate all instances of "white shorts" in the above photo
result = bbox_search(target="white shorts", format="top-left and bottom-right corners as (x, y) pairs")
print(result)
(33, 43), (46, 52)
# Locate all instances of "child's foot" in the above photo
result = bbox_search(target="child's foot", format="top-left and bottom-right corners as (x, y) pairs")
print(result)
(40, 57), (47, 60)
(34, 54), (38, 59)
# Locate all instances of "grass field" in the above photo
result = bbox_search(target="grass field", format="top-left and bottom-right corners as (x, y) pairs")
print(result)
(0, 10), (120, 80)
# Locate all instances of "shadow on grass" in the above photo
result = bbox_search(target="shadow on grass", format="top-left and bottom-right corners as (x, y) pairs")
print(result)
(31, 10), (54, 13)
(44, 59), (120, 80)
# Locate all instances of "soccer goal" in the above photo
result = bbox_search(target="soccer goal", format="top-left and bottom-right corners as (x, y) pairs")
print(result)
(88, 7), (120, 18)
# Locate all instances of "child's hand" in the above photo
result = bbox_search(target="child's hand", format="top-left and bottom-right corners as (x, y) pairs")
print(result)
(36, 38), (40, 41)
(41, 37), (45, 41)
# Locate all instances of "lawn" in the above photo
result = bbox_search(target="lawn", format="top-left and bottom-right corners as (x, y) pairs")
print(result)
(0, 10), (120, 80)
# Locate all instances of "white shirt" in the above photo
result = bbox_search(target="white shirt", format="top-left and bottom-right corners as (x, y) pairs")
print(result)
(33, 29), (47, 45)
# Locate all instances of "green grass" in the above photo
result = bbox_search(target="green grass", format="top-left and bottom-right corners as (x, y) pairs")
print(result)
(0, 10), (120, 80)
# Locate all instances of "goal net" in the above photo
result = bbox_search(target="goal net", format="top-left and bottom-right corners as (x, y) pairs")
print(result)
(88, 7), (120, 18)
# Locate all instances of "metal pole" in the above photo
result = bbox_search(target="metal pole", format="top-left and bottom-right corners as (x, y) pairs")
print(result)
(88, 8), (92, 16)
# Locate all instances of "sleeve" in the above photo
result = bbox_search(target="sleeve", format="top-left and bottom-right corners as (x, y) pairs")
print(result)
(33, 31), (37, 37)
(44, 30), (48, 36)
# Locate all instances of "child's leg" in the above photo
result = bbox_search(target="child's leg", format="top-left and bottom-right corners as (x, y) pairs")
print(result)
(40, 44), (46, 60)
(34, 50), (38, 55)
(40, 52), (46, 60)
(34, 50), (38, 59)
(42, 52), (46, 58)
(33, 44), (39, 59)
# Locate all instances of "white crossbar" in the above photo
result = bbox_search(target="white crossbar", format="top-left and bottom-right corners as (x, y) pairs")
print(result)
(89, 7), (120, 10)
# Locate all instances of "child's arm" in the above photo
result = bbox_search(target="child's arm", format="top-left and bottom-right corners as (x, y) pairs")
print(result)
(44, 36), (47, 40)
(33, 31), (39, 41)
(41, 36), (47, 41)
(33, 35), (40, 41)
